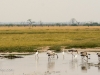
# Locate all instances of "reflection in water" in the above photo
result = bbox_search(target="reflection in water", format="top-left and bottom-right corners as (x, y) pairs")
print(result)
(94, 62), (100, 72)
(63, 55), (64, 60)
(35, 58), (39, 72)
(81, 61), (89, 72)
(1, 52), (100, 75)
(80, 59), (100, 73)
(47, 60), (55, 71)
(45, 60), (55, 75)
(69, 57), (78, 70)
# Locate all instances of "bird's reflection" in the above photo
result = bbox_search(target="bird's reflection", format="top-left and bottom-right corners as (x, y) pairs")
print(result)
(80, 59), (94, 72)
(45, 60), (55, 75)
(80, 59), (100, 72)
(81, 61), (88, 72)
(69, 57), (78, 70)
(35, 58), (39, 71)
(47, 60), (55, 71)
(94, 61), (100, 72)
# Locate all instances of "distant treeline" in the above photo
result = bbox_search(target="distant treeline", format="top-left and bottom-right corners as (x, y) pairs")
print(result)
(0, 22), (100, 27)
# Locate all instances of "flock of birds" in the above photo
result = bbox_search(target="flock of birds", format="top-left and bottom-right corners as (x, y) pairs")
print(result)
(35, 48), (100, 62)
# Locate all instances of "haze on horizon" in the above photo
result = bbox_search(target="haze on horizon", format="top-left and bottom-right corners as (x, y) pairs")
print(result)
(0, 0), (100, 22)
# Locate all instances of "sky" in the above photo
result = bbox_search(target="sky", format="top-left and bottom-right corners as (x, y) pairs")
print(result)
(0, 0), (100, 22)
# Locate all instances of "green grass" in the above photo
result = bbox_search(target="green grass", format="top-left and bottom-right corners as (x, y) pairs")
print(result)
(0, 26), (100, 52)
(49, 45), (61, 52)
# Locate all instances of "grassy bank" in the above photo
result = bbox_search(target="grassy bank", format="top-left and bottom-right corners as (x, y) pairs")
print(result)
(0, 26), (100, 52)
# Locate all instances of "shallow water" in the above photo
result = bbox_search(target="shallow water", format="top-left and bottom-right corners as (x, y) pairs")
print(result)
(0, 52), (100, 75)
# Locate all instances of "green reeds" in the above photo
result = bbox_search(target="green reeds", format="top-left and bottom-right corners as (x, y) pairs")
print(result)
(0, 46), (37, 52)
(49, 45), (61, 52)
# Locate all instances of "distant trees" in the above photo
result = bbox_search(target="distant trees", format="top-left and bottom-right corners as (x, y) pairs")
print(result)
(27, 19), (35, 28)
(84, 22), (99, 26)
(0, 18), (100, 27)
(70, 18), (79, 26)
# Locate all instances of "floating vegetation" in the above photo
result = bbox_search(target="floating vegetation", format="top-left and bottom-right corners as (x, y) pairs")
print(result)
(0, 54), (23, 59)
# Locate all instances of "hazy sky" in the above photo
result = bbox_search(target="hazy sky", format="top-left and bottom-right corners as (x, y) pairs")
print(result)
(0, 0), (100, 22)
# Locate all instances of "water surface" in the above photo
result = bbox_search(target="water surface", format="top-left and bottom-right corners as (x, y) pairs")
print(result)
(0, 52), (100, 75)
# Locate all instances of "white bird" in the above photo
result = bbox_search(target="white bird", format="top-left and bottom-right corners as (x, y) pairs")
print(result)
(62, 49), (65, 59)
(62, 49), (65, 55)
(35, 51), (38, 55)
(35, 50), (39, 59)
(73, 54), (77, 58)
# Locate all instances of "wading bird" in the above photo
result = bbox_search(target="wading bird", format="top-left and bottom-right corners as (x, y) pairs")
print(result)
(68, 48), (78, 54)
(47, 50), (58, 60)
(68, 48), (78, 58)
(80, 51), (90, 61)
(35, 50), (39, 59)
(73, 54), (78, 59)
(62, 49), (65, 59)
(97, 53), (100, 61)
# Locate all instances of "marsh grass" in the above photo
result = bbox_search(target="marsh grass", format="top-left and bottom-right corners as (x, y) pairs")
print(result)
(0, 46), (36, 52)
(0, 26), (100, 52)
(49, 45), (61, 52)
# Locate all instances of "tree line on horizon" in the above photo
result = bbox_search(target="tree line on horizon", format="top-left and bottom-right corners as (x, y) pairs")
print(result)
(0, 18), (100, 27)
